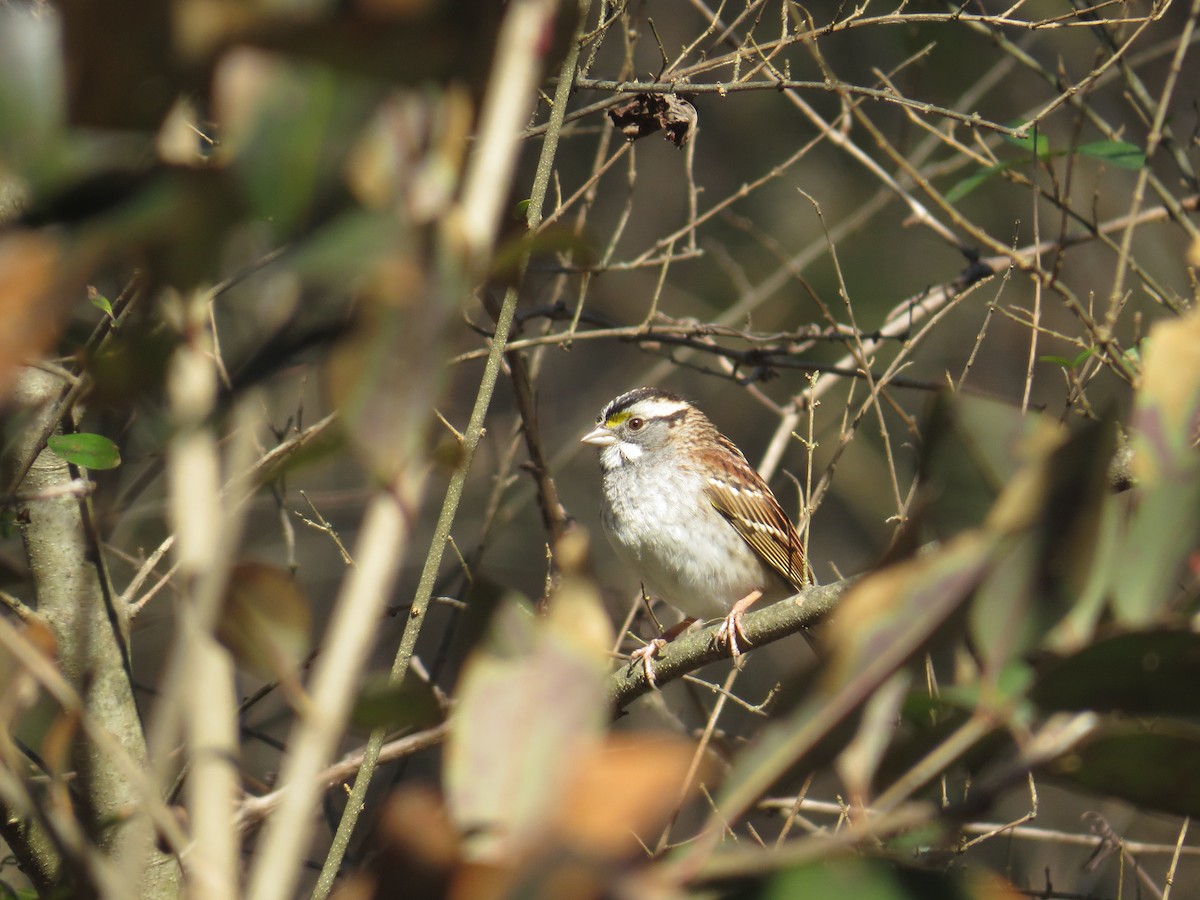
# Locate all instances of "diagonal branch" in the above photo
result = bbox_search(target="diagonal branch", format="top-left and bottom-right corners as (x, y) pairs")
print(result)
(606, 578), (853, 710)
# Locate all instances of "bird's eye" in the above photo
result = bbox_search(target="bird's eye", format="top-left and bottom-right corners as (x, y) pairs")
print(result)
(628, 417), (644, 431)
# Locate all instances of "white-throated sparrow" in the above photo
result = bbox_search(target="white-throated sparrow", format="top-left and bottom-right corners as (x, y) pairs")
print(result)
(582, 387), (809, 681)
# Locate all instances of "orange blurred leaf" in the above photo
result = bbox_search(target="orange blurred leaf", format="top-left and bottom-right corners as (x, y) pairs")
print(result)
(0, 232), (72, 402)
(554, 733), (710, 859)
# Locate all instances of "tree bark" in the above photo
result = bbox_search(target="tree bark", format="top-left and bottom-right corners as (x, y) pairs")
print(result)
(2, 367), (182, 897)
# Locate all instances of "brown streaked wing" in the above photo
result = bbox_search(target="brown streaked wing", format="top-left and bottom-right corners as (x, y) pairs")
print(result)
(704, 436), (807, 589)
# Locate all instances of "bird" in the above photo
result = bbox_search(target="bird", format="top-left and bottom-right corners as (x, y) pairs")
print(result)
(581, 387), (809, 684)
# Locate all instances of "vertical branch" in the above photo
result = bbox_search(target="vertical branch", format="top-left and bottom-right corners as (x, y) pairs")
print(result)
(507, 348), (570, 552)
(310, 1), (583, 894)
(2, 367), (182, 898)
(244, 487), (414, 900)
(133, 290), (257, 898)
(456, 0), (567, 262)
(173, 377), (262, 898)
(185, 637), (239, 898)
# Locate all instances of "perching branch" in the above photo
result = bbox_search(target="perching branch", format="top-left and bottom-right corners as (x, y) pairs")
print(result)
(606, 579), (853, 710)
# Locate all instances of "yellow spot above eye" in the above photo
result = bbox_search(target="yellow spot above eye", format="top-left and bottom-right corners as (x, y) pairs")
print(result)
(605, 411), (632, 427)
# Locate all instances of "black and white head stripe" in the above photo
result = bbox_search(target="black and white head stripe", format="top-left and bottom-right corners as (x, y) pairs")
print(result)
(601, 387), (692, 426)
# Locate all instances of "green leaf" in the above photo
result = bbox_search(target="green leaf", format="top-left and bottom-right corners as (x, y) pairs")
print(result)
(1077, 139), (1144, 170)
(1033, 417), (1116, 605)
(969, 417), (1115, 658)
(1112, 313), (1200, 624)
(948, 122), (1059, 203)
(0, 11), (68, 189)
(350, 674), (441, 732)
(47, 433), (121, 470)
(489, 226), (594, 280)
(766, 856), (1005, 899)
(765, 858), (912, 899)
(945, 164), (1004, 203)
(1111, 471), (1200, 624)
(884, 695), (1010, 790)
(917, 393), (1042, 540)
(1001, 120), (1049, 156)
(1046, 490), (1120, 651)
(1034, 631), (1200, 717)
(1039, 346), (1096, 369)
(87, 286), (114, 319)
(224, 60), (380, 238)
(1045, 720), (1200, 818)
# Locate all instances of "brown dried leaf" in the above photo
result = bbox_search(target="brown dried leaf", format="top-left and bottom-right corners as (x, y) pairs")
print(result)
(216, 562), (312, 684)
(608, 93), (698, 147)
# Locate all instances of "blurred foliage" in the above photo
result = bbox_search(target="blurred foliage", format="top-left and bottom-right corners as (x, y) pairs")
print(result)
(217, 561), (312, 685)
(0, 0), (1197, 898)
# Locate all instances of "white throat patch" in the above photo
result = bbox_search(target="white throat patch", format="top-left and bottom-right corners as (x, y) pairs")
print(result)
(617, 440), (643, 462)
(600, 440), (643, 470)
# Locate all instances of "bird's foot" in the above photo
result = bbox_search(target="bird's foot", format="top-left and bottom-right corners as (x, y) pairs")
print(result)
(629, 638), (669, 688)
(626, 617), (696, 688)
(715, 589), (763, 667)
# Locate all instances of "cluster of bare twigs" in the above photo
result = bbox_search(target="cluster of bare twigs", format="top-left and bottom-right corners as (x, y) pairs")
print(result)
(1, 0), (1198, 898)
(472, 1), (1199, 898)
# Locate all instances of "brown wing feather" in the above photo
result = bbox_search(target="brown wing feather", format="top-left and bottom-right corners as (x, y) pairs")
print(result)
(704, 434), (808, 589)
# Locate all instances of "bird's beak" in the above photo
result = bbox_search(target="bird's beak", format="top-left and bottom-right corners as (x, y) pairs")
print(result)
(581, 424), (618, 447)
